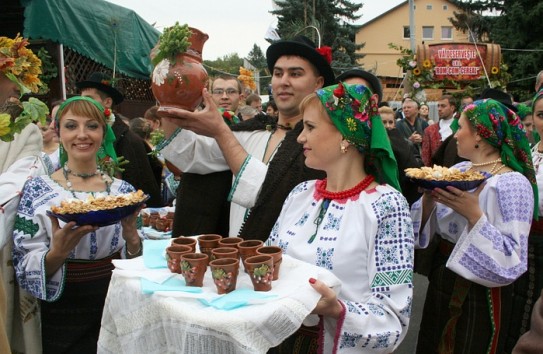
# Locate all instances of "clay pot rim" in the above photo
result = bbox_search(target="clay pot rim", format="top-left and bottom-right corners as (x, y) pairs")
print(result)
(197, 234), (223, 241)
(181, 252), (209, 261)
(244, 254), (273, 265)
(256, 246), (282, 254)
(209, 258), (240, 267)
(167, 245), (192, 253)
(238, 240), (264, 248)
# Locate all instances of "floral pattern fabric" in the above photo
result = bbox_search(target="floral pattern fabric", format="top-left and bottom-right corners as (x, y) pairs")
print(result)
(269, 181), (414, 353)
(12, 175), (136, 301)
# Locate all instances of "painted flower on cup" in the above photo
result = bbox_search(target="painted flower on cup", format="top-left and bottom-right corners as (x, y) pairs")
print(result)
(252, 264), (272, 284)
(181, 260), (197, 282)
(152, 59), (170, 86)
(212, 268), (234, 290)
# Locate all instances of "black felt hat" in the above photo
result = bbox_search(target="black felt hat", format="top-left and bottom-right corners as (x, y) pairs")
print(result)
(336, 69), (383, 103)
(479, 88), (517, 112)
(76, 72), (124, 105)
(266, 36), (335, 86)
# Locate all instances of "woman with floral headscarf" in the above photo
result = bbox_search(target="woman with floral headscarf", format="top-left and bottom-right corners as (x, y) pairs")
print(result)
(411, 98), (537, 354)
(268, 83), (414, 353)
(12, 96), (144, 353)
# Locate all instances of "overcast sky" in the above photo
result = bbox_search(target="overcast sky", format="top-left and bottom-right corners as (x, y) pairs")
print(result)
(105, 0), (404, 60)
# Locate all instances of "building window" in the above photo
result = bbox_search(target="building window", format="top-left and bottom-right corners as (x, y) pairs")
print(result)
(426, 4), (432, 10)
(403, 26), (410, 39)
(443, 5), (448, 10)
(441, 26), (453, 40)
(422, 26), (434, 40)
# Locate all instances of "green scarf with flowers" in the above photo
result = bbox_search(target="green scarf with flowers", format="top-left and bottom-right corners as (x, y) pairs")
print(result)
(462, 98), (538, 218)
(55, 96), (118, 167)
(316, 82), (401, 192)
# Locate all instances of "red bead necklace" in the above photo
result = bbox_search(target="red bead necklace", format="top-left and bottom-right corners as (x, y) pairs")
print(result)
(315, 175), (375, 201)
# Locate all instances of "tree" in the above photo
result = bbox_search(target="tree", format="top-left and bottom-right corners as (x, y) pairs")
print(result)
(271, 0), (364, 76)
(448, 0), (543, 100)
(247, 44), (271, 94)
(203, 53), (244, 79)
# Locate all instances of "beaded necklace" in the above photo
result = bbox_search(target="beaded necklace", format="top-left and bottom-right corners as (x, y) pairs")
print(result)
(62, 163), (111, 198)
(308, 175), (375, 244)
(470, 158), (504, 175)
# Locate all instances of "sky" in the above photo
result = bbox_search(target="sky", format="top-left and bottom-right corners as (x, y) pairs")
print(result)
(106, 0), (404, 60)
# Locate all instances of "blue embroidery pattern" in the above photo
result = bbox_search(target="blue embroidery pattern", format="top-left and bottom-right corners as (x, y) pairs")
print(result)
(315, 247), (334, 270)
(340, 332), (363, 349)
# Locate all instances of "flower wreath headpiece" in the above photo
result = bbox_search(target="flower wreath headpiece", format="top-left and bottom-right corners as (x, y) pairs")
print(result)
(0, 34), (43, 94)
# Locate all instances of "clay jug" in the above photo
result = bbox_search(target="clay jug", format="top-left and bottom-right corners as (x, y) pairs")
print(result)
(151, 27), (209, 113)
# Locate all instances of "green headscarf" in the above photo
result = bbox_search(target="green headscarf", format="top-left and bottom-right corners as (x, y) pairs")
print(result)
(316, 82), (401, 192)
(462, 98), (538, 218)
(55, 96), (118, 167)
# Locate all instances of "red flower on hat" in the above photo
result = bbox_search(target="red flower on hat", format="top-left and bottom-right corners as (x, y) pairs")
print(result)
(316, 46), (332, 64)
(104, 108), (111, 117)
(333, 82), (345, 98)
(101, 79), (111, 86)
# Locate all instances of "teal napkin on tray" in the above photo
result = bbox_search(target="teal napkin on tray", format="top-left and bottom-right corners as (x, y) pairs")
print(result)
(141, 277), (203, 294)
(199, 288), (277, 310)
(143, 239), (171, 269)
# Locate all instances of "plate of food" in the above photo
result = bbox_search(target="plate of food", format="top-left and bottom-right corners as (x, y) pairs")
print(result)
(405, 165), (489, 191)
(47, 190), (149, 227)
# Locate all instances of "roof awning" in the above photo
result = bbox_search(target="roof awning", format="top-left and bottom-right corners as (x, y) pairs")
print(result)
(21, 0), (160, 79)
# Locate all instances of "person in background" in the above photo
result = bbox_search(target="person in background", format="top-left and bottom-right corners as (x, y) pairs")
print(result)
(129, 117), (153, 145)
(210, 75), (244, 115)
(158, 35), (332, 240)
(419, 102), (433, 125)
(265, 99), (278, 118)
(512, 289), (543, 354)
(379, 106), (396, 130)
(517, 102), (535, 146)
(460, 95), (475, 112)
(504, 90), (543, 351)
(144, 105), (162, 133)
(268, 82), (413, 353)
(412, 98), (537, 353)
(535, 70), (543, 93)
(245, 93), (263, 113)
(421, 95), (457, 166)
(77, 72), (162, 207)
(396, 99), (428, 154)
(237, 105), (259, 121)
(0, 35), (48, 354)
(13, 96), (143, 353)
(38, 115), (61, 172)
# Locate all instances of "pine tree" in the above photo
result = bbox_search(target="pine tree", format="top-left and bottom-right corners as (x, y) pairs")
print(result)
(247, 44), (271, 94)
(271, 0), (364, 75)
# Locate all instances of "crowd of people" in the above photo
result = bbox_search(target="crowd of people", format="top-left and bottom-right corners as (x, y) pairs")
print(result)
(2, 30), (543, 354)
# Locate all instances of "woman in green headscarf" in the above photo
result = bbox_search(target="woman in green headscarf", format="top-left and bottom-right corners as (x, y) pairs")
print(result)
(12, 96), (144, 353)
(268, 83), (414, 353)
(412, 98), (537, 354)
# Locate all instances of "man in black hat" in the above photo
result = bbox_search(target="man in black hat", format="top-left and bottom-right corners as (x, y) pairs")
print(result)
(76, 72), (162, 207)
(157, 36), (332, 239)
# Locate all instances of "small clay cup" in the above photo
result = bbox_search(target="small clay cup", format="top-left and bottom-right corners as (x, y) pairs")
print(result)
(172, 236), (197, 252)
(256, 246), (283, 280)
(218, 237), (244, 249)
(155, 217), (171, 232)
(197, 234), (222, 259)
(165, 245), (193, 274)
(209, 257), (240, 294)
(244, 254), (273, 292)
(149, 213), (159, 229)
(211, 247), (240, 261)
(180, 253), (209, 287)
(238, 240), (264, 271)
